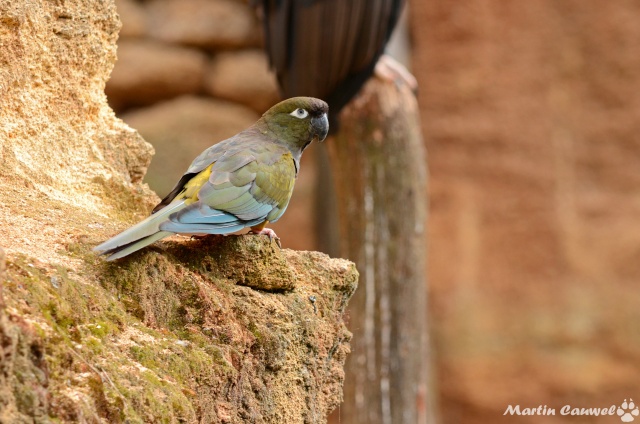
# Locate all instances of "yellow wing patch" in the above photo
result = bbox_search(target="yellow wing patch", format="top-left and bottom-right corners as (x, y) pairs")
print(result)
(177, 163), (214, 204)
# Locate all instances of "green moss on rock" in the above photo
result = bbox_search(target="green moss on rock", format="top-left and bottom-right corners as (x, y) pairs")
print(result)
(1, 235), (357, 423)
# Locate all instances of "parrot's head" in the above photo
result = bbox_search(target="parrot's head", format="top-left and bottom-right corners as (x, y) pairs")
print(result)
(262, 97), (329, 152)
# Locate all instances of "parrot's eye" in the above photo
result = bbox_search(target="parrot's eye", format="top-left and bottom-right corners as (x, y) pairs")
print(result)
(289, 108), (309, 119)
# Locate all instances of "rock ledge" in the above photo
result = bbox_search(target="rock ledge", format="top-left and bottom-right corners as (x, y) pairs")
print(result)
(0, 1), (356, 422)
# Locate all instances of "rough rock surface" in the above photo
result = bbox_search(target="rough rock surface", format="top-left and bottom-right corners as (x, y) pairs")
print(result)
(120, 95), (260, 195)
(204, 50), (281, 114)
(0, 1), (357, 422)
(1, 236), (357, 423)
(411, 0), (640, 422)
(106, 39), (207, 111)
(0, 0), (155, 262)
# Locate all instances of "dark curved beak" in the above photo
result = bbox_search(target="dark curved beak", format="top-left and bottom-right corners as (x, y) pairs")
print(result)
(311, 113), (329, 142)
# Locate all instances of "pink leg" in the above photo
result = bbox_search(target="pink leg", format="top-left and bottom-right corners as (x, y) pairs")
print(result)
(249, 227), (281, 247)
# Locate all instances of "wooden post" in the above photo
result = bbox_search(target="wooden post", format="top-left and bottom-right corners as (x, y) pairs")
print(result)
(328, 76), (430, 424)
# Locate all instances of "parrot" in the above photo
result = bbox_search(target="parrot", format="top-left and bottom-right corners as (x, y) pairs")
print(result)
(94, 97), (329, 261)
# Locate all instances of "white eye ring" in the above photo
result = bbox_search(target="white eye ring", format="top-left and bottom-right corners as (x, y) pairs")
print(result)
(289, 108), (309, 119)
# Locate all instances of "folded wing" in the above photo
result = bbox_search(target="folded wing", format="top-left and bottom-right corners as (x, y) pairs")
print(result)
(159, 150), (297, 233)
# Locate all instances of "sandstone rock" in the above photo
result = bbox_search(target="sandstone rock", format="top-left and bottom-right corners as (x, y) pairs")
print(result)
(0, 0), (154, 263)
(115, 0), (147, 38)
(204, 49), (281, 113)
(121, 95), (260, 196)
(0, 305), (49, 422)
(0, 247), (4, 303)
(146, 0), (262, 49)
(2, 236), (357, 423)
(0, 0), (356, 422)
(106, 39), (207, 110)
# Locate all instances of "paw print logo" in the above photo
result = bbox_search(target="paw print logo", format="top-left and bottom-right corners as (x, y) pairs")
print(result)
(618, 399), (640, 422)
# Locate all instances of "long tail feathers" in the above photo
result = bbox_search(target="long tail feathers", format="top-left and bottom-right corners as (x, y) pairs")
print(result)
(101, 231), (173, 261)
(94, 200), (186, 260)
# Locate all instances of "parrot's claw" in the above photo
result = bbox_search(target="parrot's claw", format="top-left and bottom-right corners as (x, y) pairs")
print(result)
(250, 228), (281, 248)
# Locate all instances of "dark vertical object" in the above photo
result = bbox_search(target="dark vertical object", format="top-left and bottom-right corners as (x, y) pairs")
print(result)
(258, 0), (404, 127)
(329, 77), (428, 424)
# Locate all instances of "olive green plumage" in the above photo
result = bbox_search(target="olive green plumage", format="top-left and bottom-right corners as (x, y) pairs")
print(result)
(94, 97), (329, 261)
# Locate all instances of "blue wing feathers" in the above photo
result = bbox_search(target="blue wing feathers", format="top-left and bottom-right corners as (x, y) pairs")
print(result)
(172, 204), (240, 225)
(159, 218), (265, 234)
